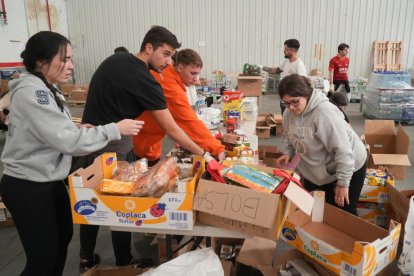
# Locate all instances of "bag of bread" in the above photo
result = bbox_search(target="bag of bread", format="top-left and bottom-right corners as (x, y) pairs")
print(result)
(133, 158), (177, 197)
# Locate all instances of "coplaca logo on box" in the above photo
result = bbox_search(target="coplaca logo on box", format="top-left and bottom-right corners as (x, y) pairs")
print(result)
(282, 227), (297, 241)
(74, 200), (97, 215)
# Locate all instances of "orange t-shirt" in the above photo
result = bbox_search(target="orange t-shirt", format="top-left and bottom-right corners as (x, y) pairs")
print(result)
(133, 66), (224, 161)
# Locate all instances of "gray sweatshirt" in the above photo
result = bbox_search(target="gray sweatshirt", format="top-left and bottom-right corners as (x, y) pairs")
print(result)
(282, 90), (366, 187)
(1, 73), (121, 182)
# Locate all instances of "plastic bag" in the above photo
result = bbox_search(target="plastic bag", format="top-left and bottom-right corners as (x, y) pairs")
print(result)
(113, 158), (148, 182)
(398, 196), (414, 274)
(141, 248), (224, 276)
(132, 158), (176, 197)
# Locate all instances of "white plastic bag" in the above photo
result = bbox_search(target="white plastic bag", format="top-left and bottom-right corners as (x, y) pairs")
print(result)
(141, 248), (224, 276)
(398, 196), (414, 274)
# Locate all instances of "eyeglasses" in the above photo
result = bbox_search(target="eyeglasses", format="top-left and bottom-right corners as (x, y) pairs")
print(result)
(281, 98), (301, 108)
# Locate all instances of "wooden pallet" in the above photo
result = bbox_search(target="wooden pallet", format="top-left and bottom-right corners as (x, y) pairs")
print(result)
(373, 41), (403, 71)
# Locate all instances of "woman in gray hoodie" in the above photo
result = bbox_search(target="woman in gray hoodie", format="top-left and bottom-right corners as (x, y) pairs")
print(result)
(0, 31), (143, 276)
(276, 74), (366, 216)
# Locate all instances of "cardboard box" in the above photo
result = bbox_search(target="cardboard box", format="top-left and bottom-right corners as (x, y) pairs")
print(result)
(69, 153), (202, 230)
(257, 145), (278, 160)
(357, 203), (388, 227)
(364, 120), (411, 179)
(81, 266), (143, 276)
(194, 171), (313, 240)
(359, 184), (389, 203)
(281, 191), (401, 275)
(60, 84), (88, 95)
(256, 115), (271, 139)
(237, 75), (262, 97)
(70, 89), (88, 101)
(0, 80), (9, 96)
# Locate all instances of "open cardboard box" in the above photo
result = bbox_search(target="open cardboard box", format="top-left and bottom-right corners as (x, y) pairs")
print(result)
(237, 75), (262, 97)
(281, 191), (401, 275)
(68, 153), (203, 230)
(194, 168), (314, 240)
(364, 120), (411, 179)
(256, 114), (271, 139)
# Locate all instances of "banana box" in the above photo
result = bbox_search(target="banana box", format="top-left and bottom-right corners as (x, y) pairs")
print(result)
(68, 153), (204, 230)
(359, 185), (389, 203)
(281, 191), (401, 276)
(357, 203), (389, 228)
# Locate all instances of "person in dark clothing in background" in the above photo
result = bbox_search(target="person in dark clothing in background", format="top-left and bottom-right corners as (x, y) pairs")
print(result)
(73, 26), (204, 271)
(329, 92), (350, 123)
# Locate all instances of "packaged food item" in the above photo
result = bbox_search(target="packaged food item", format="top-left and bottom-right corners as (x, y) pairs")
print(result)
(97, 179), (135, 195)
(365, 168), (394, 186)
(113, 158), (148, 182)
(221, 164), (283, 193)
(133, 158), (177, 197)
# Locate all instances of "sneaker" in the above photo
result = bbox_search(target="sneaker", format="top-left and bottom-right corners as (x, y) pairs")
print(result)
(79, 253), (100, 272)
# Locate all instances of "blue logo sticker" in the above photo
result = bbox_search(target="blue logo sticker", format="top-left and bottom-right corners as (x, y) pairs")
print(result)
(35, 90), (50, 105)
(282, 227), (297, 241)
(105, 157), (114, 165)
(74, 200), (97, 215)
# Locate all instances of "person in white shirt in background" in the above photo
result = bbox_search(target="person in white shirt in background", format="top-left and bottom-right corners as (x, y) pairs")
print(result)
(262, 39), (307, 114)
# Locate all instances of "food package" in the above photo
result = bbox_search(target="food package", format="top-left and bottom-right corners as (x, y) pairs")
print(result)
(365, 168), (395, 187)
(113, 158), (148, 182)
(97, 179), (135, 195)
(221, 164), (283, 193)
(133, 158), (177, 197)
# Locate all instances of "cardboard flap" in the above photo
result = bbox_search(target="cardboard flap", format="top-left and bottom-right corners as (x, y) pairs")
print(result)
(387, 184), (410, 223)
(193, 179), (280, 228)
(396, 124), (410, 154)
(284, 183), (314, 216)
(372, 154), (411, 166)
(237, 237), (276, 269)
(365, 120), (395, 136)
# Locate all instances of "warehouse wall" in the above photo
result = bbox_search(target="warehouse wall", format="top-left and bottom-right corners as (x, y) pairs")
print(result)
(0, 0), (68, 65)
(66, 0), (414, 84)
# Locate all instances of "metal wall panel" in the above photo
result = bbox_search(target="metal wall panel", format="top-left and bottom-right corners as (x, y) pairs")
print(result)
(67, 0), (414, 84)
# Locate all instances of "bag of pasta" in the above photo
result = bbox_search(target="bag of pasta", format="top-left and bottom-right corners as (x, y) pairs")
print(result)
(132, 158), (177, 197)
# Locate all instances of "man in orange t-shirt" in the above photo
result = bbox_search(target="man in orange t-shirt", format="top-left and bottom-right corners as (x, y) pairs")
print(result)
(133, 49), (225, 162)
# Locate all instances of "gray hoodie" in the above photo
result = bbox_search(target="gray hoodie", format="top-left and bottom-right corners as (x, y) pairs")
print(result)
(1, 73), (121, 182)
(282, 90), (366, 187)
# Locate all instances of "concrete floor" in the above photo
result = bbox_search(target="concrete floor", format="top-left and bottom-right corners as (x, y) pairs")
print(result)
(0, 90), (413, 275)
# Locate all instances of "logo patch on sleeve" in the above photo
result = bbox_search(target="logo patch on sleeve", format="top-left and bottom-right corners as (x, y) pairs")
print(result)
(35, 90), (50, 105)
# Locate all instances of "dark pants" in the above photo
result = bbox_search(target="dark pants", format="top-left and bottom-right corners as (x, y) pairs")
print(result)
(303, 162), (367, 216)
(0, 175), (73, 276)
(333, 79), (350, 93)
(72, 150), (136, 266)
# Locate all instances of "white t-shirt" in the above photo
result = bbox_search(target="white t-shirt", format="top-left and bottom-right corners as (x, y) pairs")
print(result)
(279, 58), (307, 80)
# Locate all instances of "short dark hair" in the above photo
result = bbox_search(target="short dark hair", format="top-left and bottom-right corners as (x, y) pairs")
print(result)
(172, 49), (203, 68)
(140, 26), (181, 52)
(278, 74), (313, 99)
(284, 39), (300, 51)
(114, 46), (129, 53)
(330, 92), (348, 107)
(338, 43), (349, 53)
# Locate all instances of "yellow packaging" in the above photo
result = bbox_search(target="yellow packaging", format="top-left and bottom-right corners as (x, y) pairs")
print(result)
(68, 153), (204, 230)
(281, 195), (401, 276)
